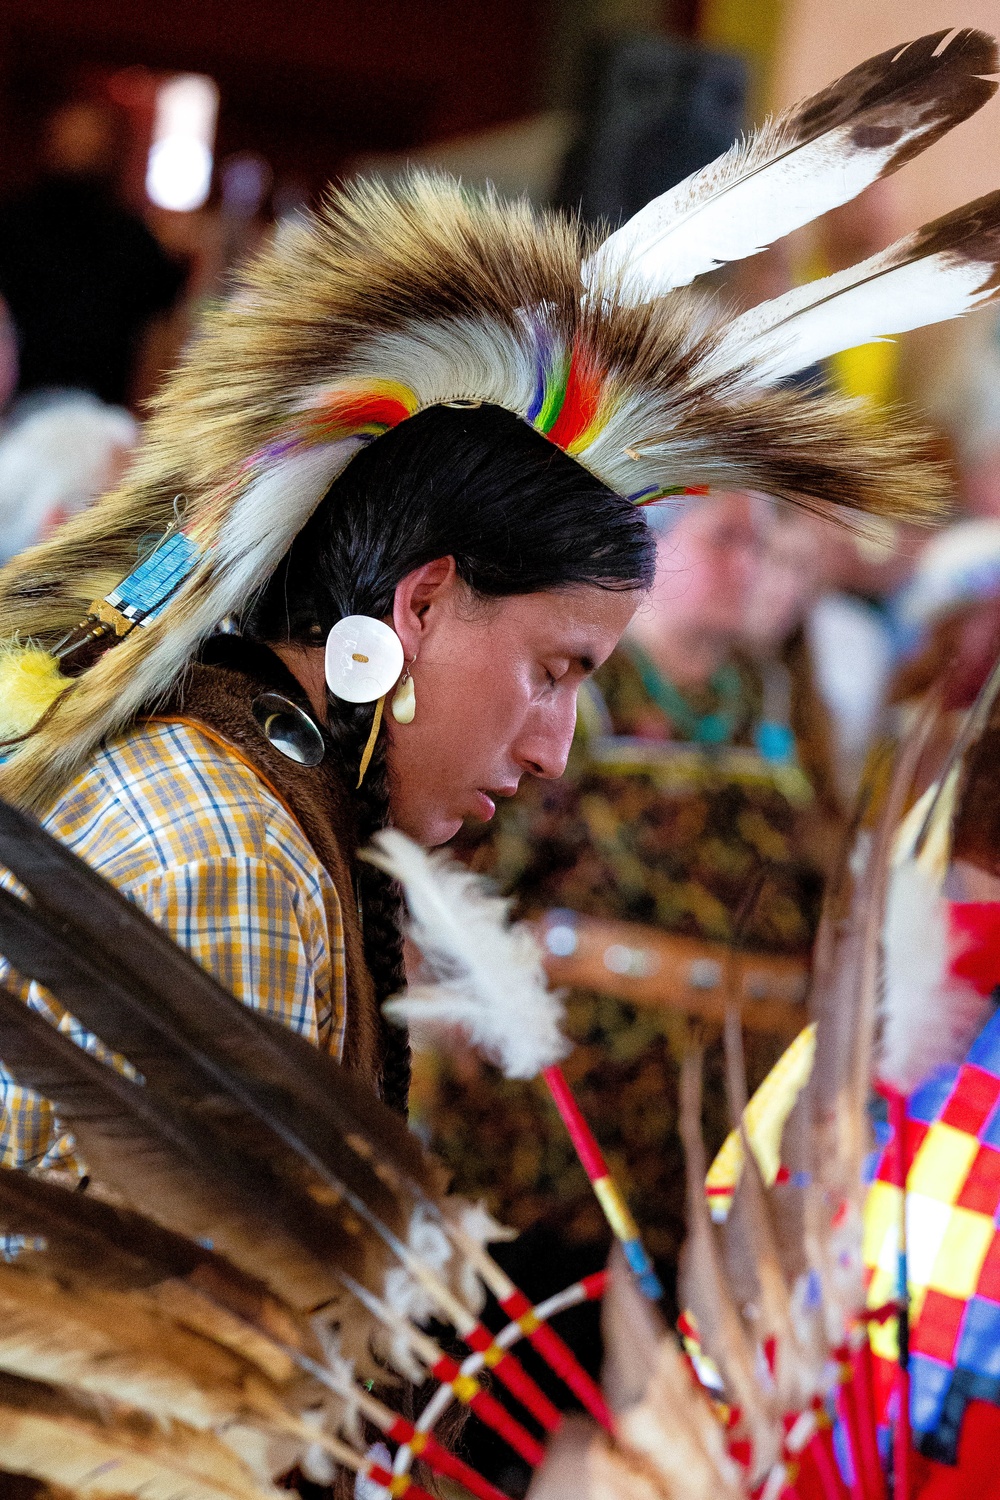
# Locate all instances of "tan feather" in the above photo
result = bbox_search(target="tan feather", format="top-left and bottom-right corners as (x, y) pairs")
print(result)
(678, 1048), (781, 1482)
(0, 1262), (297, 1437)
(717, 1011), (823, 1414)
(0, 1371), (280, 1500)
(143, 1278), (301, 1387)
(602, 1252), (744, 1500)
(0, 1166), (311, 1387)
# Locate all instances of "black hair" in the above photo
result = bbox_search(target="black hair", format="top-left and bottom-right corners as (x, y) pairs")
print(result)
(247, 402), (654, 1113)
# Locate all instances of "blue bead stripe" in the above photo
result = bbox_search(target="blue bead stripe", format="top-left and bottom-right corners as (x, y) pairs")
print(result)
(106, 532), (199, 622)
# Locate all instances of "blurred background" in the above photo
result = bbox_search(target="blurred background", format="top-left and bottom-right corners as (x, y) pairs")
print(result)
(3, 5), (1000, 1482)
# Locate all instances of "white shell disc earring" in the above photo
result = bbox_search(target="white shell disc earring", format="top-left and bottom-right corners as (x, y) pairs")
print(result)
(325, 616), (404, 703)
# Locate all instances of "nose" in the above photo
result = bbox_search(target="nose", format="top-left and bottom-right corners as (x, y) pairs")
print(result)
(513, 693), (578, 781)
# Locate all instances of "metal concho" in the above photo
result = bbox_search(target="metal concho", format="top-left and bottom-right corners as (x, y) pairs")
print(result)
(251, 692), (325, 767)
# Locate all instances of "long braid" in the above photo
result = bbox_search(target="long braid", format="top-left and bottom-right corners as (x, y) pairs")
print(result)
(325, 694), (410, 1113)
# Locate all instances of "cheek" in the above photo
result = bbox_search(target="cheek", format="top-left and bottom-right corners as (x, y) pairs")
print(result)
(422, 645), (529, 750)
(391, 627), (530, 778)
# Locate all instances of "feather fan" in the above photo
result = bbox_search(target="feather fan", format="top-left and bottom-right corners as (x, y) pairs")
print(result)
(0, 1259), (365, 1492)
(585, 27), (998, 299)
(0, 1371), (280, 1500)
(0, 797), (508, 1349)
(0, 801), (603, 1489)
(0, 984), (366, 1314)
(0, 1170), (512, 1500)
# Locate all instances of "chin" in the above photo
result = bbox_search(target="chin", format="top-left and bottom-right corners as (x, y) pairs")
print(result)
(422, 813), (465, 848)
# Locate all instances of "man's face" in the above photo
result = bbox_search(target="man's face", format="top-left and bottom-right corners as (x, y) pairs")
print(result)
(386, 581), (640, 845)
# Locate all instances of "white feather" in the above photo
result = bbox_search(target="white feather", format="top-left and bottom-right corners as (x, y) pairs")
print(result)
(583, 28), (999, 301)
(708, 240), (1000, 388)
(369, 829), (569, 1079)
(447, 1200), (516, 1310)
(585, 120), (908, 300)
(878, 858), (989, 1094)
(217, 439), (361, 600)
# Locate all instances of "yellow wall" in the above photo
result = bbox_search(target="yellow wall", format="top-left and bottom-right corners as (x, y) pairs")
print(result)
(699, 0), (785, 118)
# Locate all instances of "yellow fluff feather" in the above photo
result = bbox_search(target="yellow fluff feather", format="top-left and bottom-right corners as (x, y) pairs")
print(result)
(0, 645), (69, 744)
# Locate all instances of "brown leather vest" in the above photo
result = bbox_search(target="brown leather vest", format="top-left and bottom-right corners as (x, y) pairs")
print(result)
(152, 635), (384, 1096)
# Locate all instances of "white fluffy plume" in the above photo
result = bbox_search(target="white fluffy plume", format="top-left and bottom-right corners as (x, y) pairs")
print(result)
(583, 28), (998, 301)
(368, 829), (569, 1079)
(878, 857), (990, 1094)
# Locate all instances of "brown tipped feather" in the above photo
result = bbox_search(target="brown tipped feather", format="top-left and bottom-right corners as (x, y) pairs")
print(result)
(0, 986), (372, 1312)
(0, 1167), (307, 1383)
(0, 1261), (292, 1436)
(796, 28), (997, 173)
(587, 27), (999, 296)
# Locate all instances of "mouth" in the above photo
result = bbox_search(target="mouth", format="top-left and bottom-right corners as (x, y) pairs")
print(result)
(471, 790), (496, 821)
(471, 785), (518, 821)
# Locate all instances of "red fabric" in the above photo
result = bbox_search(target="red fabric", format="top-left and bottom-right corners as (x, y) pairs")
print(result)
(916, 1401), (1000, 1498)
(911, 1290), (967, 1364)
(956, 1141), (1000, 1213)
(941, 1067), (1000, 1136)
(950, 903), (1000, 994)
(876, 1119), (929, 1184)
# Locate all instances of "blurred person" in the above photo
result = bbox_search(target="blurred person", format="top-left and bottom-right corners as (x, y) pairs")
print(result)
(742, 508), (894, 813)
(604, 490), (769, 742)
(0, 393), (137, 563)
(0, 99), (186, 407)
(877, 520), (1000, 803)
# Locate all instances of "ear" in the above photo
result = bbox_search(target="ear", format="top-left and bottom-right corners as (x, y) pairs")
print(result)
(391, 556), (457, 659)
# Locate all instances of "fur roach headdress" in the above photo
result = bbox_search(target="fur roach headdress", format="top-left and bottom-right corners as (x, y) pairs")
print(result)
(2, 27), (1000, 810)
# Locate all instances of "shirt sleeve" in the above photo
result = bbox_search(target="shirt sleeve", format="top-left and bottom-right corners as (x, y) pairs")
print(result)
(0, 852), (340, 1178)
(122, 855), (335, 1048)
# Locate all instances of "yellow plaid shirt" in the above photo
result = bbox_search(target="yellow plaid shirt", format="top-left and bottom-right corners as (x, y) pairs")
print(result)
(0, 720), (348, 1174)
